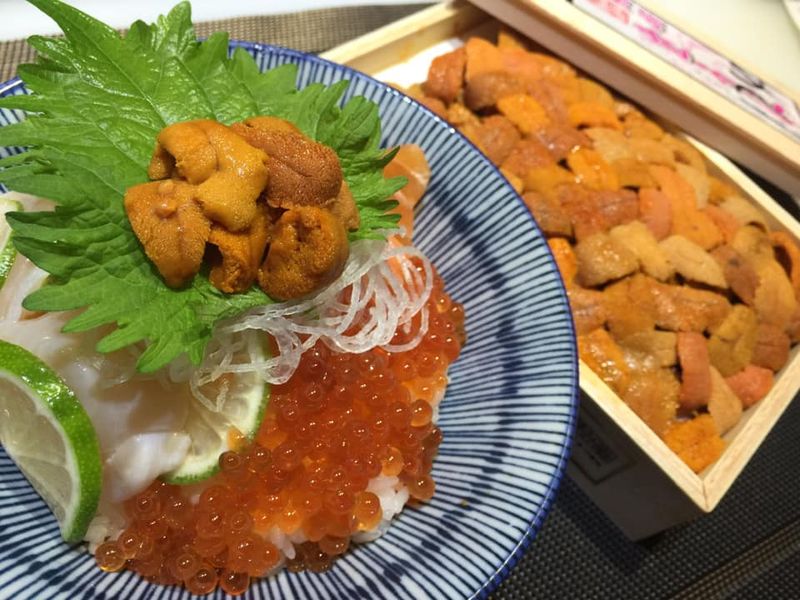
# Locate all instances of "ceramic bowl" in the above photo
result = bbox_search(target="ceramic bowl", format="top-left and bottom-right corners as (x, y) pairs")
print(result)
(0, 42), (577, 599)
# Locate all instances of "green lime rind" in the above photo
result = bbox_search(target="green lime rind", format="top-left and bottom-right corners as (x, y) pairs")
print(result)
(165, 335), (272, 485)
(0, 239), (16, 288)
(0, 199), (21, 290)
(0, 340), (102, 542)
(164, 465), (216, 486)
(164, 380), (270, 485)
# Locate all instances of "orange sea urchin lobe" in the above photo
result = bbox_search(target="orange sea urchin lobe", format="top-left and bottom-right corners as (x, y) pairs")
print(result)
(99, 272), (464, 595)
(126, 118), (353, 300)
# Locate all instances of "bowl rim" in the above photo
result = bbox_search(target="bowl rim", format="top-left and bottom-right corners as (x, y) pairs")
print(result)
(0, 38), (580, 600)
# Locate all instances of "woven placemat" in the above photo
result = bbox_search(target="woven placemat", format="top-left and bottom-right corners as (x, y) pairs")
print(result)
(2, 4), (799, 599)
(490, 391), (800, 599)
(0, 4), (430, 82)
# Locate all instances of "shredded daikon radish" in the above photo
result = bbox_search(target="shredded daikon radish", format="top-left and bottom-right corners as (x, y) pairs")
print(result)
(186, 239), (433, 411)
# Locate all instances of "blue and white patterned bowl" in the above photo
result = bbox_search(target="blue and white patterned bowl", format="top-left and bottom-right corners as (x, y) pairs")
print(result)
(0, 42), (578, 599)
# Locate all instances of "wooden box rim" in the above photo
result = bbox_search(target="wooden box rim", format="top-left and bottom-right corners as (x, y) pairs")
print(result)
(479, 0), (800, 196)
(323, 0), (800, 516)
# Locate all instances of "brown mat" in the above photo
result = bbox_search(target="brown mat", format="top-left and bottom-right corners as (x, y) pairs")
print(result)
(0, 4), (431, 82)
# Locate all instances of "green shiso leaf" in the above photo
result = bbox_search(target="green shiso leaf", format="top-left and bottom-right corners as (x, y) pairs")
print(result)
(0, 0), (403, 372)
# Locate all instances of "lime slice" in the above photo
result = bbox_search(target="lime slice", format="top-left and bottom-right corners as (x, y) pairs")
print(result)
(0, 340), (102, 542)
(166, 339), (270, 484)
(0, 197), (21, 290)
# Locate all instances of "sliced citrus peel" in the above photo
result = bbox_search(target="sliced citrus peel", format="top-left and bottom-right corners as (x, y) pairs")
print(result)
(165, 333), (270, 484)
(0, 339), (102, 542)
(0, 197), (21, 290)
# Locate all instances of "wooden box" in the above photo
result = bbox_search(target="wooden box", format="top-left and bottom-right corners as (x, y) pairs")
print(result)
(468, 0), (800, 196)
(323, 0), (800, 540)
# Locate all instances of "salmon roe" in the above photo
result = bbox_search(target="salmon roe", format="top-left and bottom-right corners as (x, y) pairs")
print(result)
(99, 274), (464, 594)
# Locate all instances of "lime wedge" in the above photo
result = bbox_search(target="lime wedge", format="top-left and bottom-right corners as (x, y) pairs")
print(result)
(0, 197), (21, 290)
(0, 340), (102, 542)
(166, 339), (270, 484)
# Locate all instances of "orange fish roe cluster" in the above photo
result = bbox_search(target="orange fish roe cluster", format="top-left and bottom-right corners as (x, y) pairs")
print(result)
(97, 273), (465, 595)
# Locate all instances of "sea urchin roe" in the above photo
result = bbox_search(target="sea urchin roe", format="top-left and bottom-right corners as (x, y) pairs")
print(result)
(207, 202), (274, 293)
(99, 273), (464, 593)
(230, 116), (343, 210)
(125, 117), (354, 299)
(124, 180), (211, 288)
(152, 119), (269, 231)
(258, 206), (350, 301)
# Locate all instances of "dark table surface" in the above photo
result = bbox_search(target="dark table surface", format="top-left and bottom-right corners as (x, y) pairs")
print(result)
(1, 4), (798, 599)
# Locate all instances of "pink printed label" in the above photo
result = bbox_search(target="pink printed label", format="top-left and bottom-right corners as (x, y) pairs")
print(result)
(573, 0), (800, 142)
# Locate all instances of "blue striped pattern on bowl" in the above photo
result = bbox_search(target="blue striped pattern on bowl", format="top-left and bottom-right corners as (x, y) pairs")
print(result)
(0, 43), (578, 599)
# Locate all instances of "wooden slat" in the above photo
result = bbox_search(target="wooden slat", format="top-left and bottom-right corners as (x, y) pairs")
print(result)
(567, 392), (707, 540)
(688, 138), (800, 239)
(686, 140), (800, 507)
(322, 1), (485, 73)
(324, 0), (800, 537)
(467, 0), (800, 196)
(703, 346), (800, 508)
(636, 0), (800, 104)
(579, 365), (707, 507)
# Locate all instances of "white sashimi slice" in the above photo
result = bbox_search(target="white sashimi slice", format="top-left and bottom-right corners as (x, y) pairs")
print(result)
(105, 432), (191, 502)
(0, 194), (54, 322)
(0, 252), (268, 510)
(0, 255), (193, 507)
(0, 309), (192, 459)
(0, 256), (49, 322)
